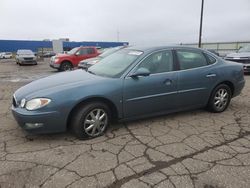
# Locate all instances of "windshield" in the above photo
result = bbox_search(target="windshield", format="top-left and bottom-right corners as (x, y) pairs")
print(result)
(88, 49), (143, 78)
(67, 47), (79, 55)
(17, 50), (33, 55)
(239, 45), (250, 53)
(99, 46), (123, 58)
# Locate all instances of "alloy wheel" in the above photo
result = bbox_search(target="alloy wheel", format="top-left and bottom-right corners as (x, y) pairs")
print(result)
(214, 88), (229, 110)
(83, 108), (108, 137)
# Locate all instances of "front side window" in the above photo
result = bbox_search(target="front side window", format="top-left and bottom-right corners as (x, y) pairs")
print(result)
(176, 50), (208, 70)
(76, 48), (88, 55)
(137, 50), (174, 74)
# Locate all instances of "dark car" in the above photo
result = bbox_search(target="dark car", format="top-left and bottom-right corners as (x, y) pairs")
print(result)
(78, 46), (126, 69)
(43, 52), (56, 58)
(12, 46), (245, 139)
(225, 45), (250, 73)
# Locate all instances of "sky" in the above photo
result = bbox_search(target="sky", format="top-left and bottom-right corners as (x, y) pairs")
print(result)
(0, 0), (249, 45)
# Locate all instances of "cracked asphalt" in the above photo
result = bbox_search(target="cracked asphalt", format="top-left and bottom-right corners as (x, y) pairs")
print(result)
(0, 59), (250, 188)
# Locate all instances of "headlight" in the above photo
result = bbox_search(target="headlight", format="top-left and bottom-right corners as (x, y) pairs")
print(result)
(88, 60), (99, 65)
(20, 98), (26, 108)
(25, 98), (51, 110)
(51, 56), (56, 61)
(54, 57), (60, 62)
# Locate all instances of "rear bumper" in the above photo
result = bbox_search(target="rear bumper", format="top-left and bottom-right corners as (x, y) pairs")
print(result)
(233, 79), (245, 97)
(225, 58), (250, 73)
(12, 106), (66, 134)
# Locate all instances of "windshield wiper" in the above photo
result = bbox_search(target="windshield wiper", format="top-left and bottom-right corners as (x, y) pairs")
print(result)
(87, 70), (96, 75)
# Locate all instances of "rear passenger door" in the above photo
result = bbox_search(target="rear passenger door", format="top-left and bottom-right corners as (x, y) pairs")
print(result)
(175, 49), (217, 108)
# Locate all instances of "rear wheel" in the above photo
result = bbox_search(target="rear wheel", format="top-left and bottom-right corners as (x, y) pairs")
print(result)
(71, 102), (111, 139)
(207, 84), (232, 113)
(60, 61), (73, 71)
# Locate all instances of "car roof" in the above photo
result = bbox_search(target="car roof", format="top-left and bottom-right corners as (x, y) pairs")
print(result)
(125, 45), (204, 53)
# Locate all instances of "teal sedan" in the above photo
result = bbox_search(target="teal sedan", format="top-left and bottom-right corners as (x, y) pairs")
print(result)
(12, 46), (245, 139)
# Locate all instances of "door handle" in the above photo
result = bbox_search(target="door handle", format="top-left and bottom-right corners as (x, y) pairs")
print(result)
(164, 79), (173, 85)
(206, 73), (216, 78)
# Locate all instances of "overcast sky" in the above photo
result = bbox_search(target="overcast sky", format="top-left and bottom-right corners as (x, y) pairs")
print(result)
(0, 0), (249, 45)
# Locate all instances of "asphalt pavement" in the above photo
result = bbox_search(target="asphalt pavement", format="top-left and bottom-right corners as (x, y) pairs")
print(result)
(0, 59), (250, 188)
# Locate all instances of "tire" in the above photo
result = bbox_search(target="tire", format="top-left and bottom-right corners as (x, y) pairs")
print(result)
(71, 102), (111, 139)
(207, 84), (232, 113)
(60, 61), (73, 71)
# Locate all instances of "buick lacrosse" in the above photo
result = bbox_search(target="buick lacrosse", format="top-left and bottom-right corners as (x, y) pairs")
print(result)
(12, 46), (245, 139)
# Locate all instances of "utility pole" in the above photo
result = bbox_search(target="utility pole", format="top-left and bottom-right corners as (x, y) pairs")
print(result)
(198, 0), (204, 48)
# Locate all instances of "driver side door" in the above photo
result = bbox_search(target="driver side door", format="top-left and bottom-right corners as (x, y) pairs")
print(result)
(123, 50), (178, 118)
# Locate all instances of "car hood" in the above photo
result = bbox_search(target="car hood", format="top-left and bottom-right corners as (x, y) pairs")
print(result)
(56, 53), (72, 58)
(14, 70), (103, 100)
(226, 52), (250, 58)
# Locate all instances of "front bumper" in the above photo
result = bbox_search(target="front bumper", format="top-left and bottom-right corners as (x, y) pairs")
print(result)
(50, 60), (60, 69)
(243, 64), (250, 73)
(12, 106), (66, 134)
(19, 60), (37, 64)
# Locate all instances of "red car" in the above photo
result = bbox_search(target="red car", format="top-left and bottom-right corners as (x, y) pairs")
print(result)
(50, 46), (100, 71)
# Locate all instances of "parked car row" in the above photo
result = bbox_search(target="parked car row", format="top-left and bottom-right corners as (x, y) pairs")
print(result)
(225, 44), (250, 73)
(0, 52), (13, 59)
(12, 46), (245, 139)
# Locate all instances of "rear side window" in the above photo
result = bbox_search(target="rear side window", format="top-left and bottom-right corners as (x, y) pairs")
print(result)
(176, 50), (208, 70)
(204, 53), (217, 64)
(87, 48), (95, 54)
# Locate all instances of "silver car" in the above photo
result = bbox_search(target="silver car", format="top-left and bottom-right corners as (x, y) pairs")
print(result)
(225, 45), (250, 73)
(16, 49), (37, 65)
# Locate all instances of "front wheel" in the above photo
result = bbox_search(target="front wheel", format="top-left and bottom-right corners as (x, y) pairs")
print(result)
(71, 102), (111, 139)
(207, 84), (232, 113)
(60, 61), (73, 71)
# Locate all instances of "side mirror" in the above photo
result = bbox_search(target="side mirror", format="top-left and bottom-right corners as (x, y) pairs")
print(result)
(130, 67), (150, 78)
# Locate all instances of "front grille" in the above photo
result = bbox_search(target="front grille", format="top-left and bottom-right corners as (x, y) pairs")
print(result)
(24, 57), (33, 61)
